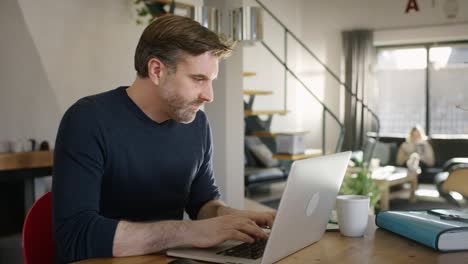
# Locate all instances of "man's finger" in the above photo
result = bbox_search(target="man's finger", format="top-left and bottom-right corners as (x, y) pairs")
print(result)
(251, 212), (275, 228)
(235, 221), (268, 240)
(265, 215), (274, 228)
(228, 230), (255, 243)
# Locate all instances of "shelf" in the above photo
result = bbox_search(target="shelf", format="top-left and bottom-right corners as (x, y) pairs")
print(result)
(243, 90), (273, 96)
(251, 131), (309, 137)
(273, 149), (322, 161)
(149, 0), (193, 9)
(243, 71), (256, 77)
(244, 110), (289, 116)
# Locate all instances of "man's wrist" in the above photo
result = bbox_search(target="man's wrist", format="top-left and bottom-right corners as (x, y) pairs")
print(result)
(174, 220), (193, 247)
(217, 205), (238, 217)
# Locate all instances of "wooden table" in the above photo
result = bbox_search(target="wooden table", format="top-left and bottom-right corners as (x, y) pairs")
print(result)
(0, 151), (53, 213)
(74, 200), (468, 264)
(0, 150), (53, 171)
(74, 219), (468, 264)
(372, 167), (418, 211)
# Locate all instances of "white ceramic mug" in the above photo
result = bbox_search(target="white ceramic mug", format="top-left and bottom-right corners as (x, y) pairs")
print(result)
(8, 139), (23, 153)
(22, 139), (34, 152)
(336, 195), (370, 237)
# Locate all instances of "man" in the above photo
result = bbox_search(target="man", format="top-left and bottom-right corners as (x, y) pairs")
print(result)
(53, 15), (274, 263)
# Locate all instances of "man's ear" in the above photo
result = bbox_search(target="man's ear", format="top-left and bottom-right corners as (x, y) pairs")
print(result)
(147, 58), (166, 85)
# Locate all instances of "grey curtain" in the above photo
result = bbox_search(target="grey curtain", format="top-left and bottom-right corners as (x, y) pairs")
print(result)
(342, 30), (376, 151)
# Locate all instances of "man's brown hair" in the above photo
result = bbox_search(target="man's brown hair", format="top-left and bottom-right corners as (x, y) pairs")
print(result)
(134, 15), (233, 77)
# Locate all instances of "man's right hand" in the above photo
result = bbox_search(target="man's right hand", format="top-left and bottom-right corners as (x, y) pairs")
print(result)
(182, 215), (268, 248)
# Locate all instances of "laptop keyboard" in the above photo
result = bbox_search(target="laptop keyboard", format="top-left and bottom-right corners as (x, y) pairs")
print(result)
(216, 239), (267, 260)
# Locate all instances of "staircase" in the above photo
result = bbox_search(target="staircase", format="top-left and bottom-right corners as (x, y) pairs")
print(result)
(243, 79), (322, 161)
(243, 0), (380, 192)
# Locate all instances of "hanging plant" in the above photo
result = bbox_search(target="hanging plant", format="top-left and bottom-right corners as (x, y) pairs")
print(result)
(133, 0), (176, 25)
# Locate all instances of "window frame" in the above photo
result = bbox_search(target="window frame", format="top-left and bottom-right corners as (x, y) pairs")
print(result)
(375, 40), (468, 137)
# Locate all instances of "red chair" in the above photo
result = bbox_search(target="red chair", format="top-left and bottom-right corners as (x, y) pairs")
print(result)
(22, 191), (55, 264)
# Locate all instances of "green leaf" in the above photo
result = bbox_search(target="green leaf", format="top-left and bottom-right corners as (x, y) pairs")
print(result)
(137, 7), (149, 17)
(339, 166), (381, 209)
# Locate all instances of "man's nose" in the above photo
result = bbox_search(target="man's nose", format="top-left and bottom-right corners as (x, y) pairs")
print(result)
(199, 82), (214, 103)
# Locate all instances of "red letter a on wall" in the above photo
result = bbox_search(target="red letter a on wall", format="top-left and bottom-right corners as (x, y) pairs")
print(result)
(405, 0), (420, 13)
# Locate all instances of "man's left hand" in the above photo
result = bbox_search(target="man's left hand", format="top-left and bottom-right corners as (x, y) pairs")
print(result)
(218, 207), (276, 229)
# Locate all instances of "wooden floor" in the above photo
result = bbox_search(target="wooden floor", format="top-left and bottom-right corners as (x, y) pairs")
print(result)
(247, 182), (465, 210)
(0, 233), (22, 264)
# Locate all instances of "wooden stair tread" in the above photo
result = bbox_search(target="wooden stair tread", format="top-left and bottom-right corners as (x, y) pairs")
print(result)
(243, 90), (273, 95)
(252, 131), (309, 137)
(273, 149), (322, 161)
(243, 71), (256, 77)
(244, 110), (288, 116)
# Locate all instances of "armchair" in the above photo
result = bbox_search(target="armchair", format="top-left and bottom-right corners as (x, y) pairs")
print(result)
(435, 158), (468, 206)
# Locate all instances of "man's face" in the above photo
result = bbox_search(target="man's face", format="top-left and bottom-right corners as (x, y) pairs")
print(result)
(159, 51), (218, 123)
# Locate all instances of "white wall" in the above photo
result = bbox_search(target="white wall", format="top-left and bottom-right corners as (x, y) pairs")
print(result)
(0, 0), (144, 149)
(244, 0), (468, 152)
(243, 0), (304, 134)
(299, 0), (468, 150)
(204, 0), (245, 209)
(0, 0), (60, 151)
(1, 0), (244, 206)
(3, 0), (468, 201)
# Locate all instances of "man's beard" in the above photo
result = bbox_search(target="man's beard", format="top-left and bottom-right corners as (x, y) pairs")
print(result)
(164, 92), (203, 124)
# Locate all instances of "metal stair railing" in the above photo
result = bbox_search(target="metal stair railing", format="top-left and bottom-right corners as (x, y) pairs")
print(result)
(255, 0), (380, 157)
(259, 41), (344, 153)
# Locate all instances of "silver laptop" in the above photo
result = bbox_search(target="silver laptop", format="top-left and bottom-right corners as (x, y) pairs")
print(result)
(167, 151), (351, 264)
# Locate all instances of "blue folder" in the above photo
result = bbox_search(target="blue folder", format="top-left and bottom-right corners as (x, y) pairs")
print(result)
(375, 210), (468, 252)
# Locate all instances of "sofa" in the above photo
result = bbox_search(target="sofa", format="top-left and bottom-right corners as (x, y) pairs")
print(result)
(370, 136), (468, 184)
(244, 136), (287, 194)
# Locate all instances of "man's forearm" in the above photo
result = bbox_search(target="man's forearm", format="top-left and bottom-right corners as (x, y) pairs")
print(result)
(113, 212), (269, 255)
(196, 199), (239, 220)
(197, 199), (224, 219)
(112, 220), (190, 257)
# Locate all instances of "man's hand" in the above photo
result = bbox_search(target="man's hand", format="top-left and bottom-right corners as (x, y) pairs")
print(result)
(197, 199), (277, 229)
(218, 208), (276, 229)
(113, 201), (277, 256)
(183, 215), (269, 248)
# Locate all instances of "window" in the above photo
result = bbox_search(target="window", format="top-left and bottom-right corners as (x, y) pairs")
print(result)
(375, 43), (468, 137)
(429, 45), (468, 136)
(376, 47), (426, 135)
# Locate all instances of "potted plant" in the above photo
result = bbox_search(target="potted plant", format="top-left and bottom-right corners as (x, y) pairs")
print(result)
(339, 167), (381, 212)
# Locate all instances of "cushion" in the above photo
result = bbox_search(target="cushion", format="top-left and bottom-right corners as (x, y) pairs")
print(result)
(245, 167), (285, 185)
(373, 142), (397, 166)
(245, 136), (279, 168)
(249, 144), (279, 168)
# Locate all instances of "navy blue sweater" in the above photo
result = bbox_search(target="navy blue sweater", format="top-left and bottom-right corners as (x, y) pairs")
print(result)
(52, 87), (220, 263)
